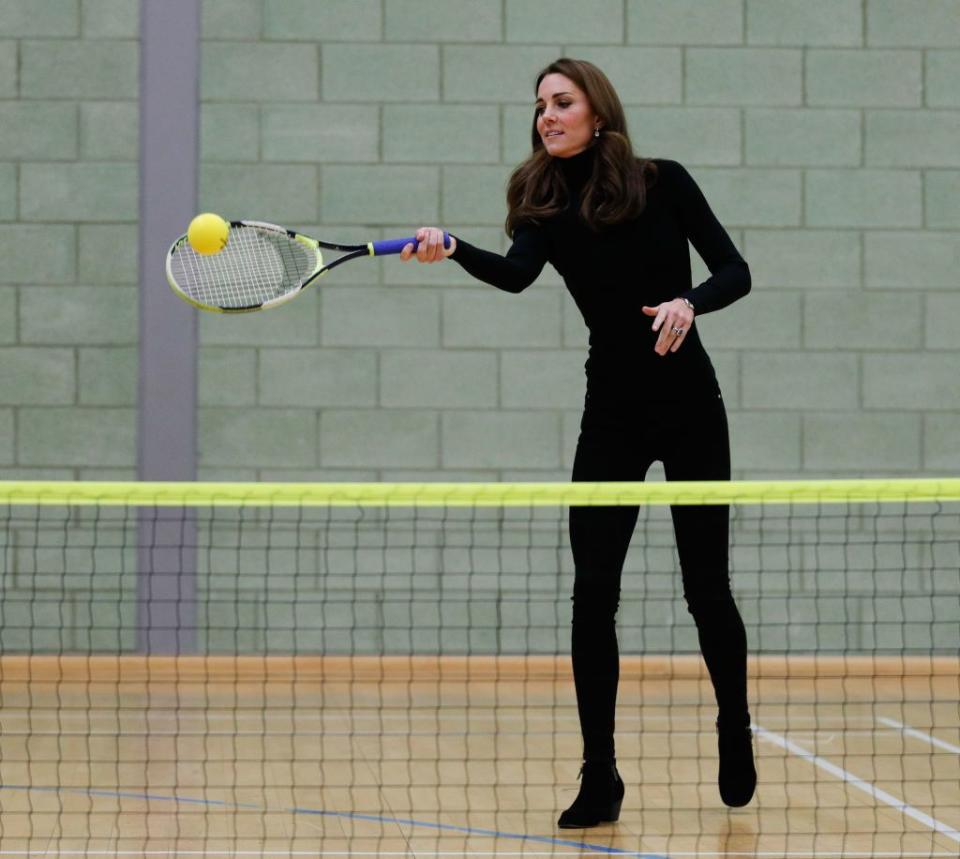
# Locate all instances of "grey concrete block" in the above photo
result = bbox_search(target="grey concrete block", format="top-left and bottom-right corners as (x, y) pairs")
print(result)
(200, 103), (260, 163)
(260, 348), (378, 407)
(868, 0), (960, 47)
(746, 0), (861, 46)
(742, 352), (859, 409)
(807, 49), (922, 106)
(443, 288), (563, 348)
(441, 411), (560, 469)
(381, 349), (497, 408)
(623, 107), (741, 166)
(500, 350), (587, 409)
(322, 286), (440, 347)
(867, 110), (960, 167)
(0, 164), (12, 220)
(627, 0), (743, 45)
(863, 354), (960, 410)
(727, 411), (802, 471)
(687, 48), (803, 106)
(19, 407), (135, 466)
(201, 0), (261, 38)
(864, 231), (959, 288)
(263, 105), (379, 163)
(0, 0), (78, 36)
(0, 288), (14, 343)
(441, 165), (512, 225)
(803, 412), (921, 471)
(264, 0), (379, 41)
(745, 109), (860, 166)
(0, 226), (75, 283)
(20, 163), (137, 222)
(804, 292), (923, 350)
(199, 347), (256, 407)
(20, 285), (137, 345)
(506, 0), (623, 44)
(695, 291), (802, 350)
(200, 164), (318, 223)
(0, 102), (77, 160)
(927, 50), (960, 107)
(385, 0), (501, 43)
(383, 105), (499, 164)
(82, 0), (138, 38)
(744, 230), (860, 289)
(688, 168), (802, 227)
(78, 347), (137, 406)
(0, 409), (13, 464)
(563, 47), (683, 105)
(926, 294), (960, 349)
(0, 347), (74, 404)
(78, 225), (137, 284)
(925, 170), (960, 228)
(924, 414), (960, 471)
(806, 169), (922, 228)
(323, 165), (439, 224)
(442, 45), (561, 103)
(200, 408), (317, 468)
(0, 42), (15, 97)
(320, 410), (438, 468)
(199, 298), (318, 347)
(80, 102), (137, 161)
(21, 39), (137, 98)
(203, 42), (318, 101)
(323, 44), (439, 102)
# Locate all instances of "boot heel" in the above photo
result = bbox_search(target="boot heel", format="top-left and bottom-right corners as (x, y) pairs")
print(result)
(604, 796), (623, 823)
(557, 762), (625, 829)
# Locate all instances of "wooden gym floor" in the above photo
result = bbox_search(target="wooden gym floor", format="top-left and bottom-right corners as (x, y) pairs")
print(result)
(0, 656), (957, 858)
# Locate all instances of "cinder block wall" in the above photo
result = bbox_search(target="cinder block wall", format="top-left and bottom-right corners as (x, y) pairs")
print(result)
(0, 0), (139, 479)
(1, 0), (958, 480)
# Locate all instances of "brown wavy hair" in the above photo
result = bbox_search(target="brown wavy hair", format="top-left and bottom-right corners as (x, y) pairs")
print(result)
(505, 58), (657, 236)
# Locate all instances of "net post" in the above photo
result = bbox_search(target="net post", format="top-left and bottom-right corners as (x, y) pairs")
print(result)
(137, 0), (201, 654)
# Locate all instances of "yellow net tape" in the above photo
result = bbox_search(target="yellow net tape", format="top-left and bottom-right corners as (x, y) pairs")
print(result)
(0, 478), (959, 506)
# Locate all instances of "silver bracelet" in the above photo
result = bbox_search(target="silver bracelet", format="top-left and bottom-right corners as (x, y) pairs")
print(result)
(680, 297), (695, 313)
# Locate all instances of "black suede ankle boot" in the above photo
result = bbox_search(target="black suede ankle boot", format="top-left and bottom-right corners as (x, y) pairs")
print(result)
(557, 760), (625, 828)
(717, 717), (756, 807)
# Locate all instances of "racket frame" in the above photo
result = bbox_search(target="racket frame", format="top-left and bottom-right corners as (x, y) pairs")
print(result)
(165, 220), (380, 314)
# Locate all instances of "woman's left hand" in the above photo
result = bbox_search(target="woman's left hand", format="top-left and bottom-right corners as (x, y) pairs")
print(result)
(642, 299), (694, 356)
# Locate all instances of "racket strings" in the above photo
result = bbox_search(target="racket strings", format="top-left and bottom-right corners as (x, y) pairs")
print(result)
(171, 226), (319, 310)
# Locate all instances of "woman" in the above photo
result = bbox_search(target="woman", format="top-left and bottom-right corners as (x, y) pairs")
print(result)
(402, 58), (756, 828)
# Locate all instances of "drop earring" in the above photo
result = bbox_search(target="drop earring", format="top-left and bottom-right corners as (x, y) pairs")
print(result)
(594, 127), (600, 138)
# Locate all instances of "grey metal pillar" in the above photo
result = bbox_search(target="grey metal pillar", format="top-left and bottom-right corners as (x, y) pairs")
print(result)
(137, 0), (201, 654)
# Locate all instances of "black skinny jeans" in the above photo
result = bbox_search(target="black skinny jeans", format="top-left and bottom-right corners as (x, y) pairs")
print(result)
(568, 390), (749, 763)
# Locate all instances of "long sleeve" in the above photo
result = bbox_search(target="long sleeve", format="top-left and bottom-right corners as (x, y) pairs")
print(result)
(449, 223), (549, 294)
(671, 162), (751, 315)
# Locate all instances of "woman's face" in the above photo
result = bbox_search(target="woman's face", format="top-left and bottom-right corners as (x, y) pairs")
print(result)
(535, 73), (599, 158)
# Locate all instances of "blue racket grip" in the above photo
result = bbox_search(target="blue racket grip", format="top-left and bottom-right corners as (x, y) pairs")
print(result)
(371, 232), (451, 256)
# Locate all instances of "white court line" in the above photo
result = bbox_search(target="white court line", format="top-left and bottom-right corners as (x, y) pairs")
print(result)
(754, 724), (960, 845)
(3, 853), (960, 858)
(878, 716), (960, 755)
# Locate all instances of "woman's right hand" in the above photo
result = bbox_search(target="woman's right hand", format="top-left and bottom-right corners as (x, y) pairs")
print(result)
(400, 227), (456, 263)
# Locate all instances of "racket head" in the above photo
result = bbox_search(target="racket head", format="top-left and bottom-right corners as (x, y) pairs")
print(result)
(166, 220), (325, 313)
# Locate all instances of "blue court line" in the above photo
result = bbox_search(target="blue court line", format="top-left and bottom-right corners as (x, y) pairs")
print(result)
(0, 784), (667, 858)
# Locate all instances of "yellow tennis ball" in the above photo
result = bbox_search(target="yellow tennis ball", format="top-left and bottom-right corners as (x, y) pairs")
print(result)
(187, 213), (229, 255)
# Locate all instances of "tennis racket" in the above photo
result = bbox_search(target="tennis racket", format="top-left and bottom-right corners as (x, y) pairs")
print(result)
(166, 220), (451, 313)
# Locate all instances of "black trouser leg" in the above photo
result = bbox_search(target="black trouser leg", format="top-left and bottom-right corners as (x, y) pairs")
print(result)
(567, 393), (750, 765)
(662, 395), (749, 726)
(568, 413), (650, 762)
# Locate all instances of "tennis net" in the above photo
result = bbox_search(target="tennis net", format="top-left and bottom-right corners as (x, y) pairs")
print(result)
(0, 479), (958, 857)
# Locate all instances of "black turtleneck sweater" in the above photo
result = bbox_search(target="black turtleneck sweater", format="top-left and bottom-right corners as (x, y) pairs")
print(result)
(449, 147), (751, 406)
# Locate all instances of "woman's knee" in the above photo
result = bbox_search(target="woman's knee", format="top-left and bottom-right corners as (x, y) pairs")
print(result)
(571, 574), (622, 623)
